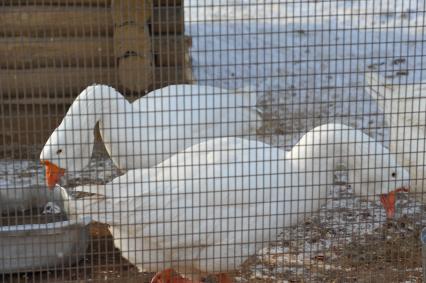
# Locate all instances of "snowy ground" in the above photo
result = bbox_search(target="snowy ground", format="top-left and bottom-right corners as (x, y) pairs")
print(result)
(1, 0), (426, 281)
(185, 0), (426, 147)
(184, 0), (426, 281)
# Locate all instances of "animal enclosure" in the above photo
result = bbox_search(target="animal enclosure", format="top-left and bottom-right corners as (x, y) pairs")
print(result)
(0, 1), (426, 283)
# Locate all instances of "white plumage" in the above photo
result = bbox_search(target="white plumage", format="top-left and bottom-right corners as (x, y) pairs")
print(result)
(63, 123), (409, 281)
(40, 84), (260, 172)
(365, 72), (426, 200)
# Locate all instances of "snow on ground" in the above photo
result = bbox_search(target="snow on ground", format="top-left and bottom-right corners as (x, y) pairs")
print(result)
(183, 0), (426, 281)
(185, 0), (426, 146)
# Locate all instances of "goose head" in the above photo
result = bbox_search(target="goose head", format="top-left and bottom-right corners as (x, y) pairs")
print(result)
(40, 121), (95, 189)
(292, 123), (410, 218)
(347, 146), (410, 218)
(338, 129), (411, 218)
(40, 85), (124, 189)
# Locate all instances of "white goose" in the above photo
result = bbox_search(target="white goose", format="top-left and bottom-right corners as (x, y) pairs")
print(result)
(62, 123), (409, 283)
(40, 84), (260, 188)
(365, 72), (426, 201)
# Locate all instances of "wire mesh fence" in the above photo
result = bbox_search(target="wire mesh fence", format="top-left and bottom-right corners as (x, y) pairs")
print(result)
(0, 0), (425, 282)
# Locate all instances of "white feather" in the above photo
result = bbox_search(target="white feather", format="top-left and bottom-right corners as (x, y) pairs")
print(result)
(40, 84), (261, 172)
(365, 72), (426, 201)
(67, 124), (409, 280)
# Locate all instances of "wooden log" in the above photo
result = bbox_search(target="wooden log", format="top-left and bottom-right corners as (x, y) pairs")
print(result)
(118, 56), (153, 93)
(154, 47), (191, 67)
(0, 67), (117, 96)
(0, 106), (66, 158)
(3, 0), (182, 7)
(0, 35), (190, 68)
(114, 21), (153, 92)
(0, 66), (191, 96)
(0, 6), (183, 36)
(150, 5), (183, 34)
(182, 63), (193, 84)
(0, 96), (75, 105)
(151, 65), (192, 87)
(111, 0), (152, 26)
(152, 35), (191, 66)
(113, 24), (151, 58)
(153, 0), (182, 6)
(2, 0), (111, 6)
(0, 37), (114, 69)
(0, 7), (112, 37)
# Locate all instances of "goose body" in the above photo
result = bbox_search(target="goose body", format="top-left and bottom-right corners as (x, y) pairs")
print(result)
(40, 84), (260, 184)
(365, 72), (426, 200)
(67, 123), (409, 281)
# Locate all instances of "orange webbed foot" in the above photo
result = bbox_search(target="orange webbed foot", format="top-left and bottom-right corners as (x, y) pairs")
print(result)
(151, 269), (195, 283)
(217, 273), (233, 283)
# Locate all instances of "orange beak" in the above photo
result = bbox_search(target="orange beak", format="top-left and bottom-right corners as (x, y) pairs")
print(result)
(380, 187), (409, 219)
(42, 160), (65, 190)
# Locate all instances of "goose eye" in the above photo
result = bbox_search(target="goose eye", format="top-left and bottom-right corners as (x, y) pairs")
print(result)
(391, 172), (397, 178)
(56, 149), (63, 155)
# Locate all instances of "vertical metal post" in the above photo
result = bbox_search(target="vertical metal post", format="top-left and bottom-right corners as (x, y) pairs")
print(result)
(421, 228), (426, 283)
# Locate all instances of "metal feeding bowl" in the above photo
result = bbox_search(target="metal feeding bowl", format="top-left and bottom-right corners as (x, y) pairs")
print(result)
(0, 186), (91, 273)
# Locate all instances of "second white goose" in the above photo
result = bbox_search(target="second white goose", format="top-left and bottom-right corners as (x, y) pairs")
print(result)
(40, 84), (261, 188)
(365, 72), (425, 201)
(66, 123), (409, 283)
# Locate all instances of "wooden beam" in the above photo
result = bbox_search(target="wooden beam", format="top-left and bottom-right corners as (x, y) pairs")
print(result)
(0, 35), (191, 68)
(118, 56), (153, 93)
(113, 25), (151, 58)
(153, 0), (182, 6)
(150, 6), (183, 34)
(0, 67), (117, 96)
(0, 66), (192, 96)
(152, 35), (191, 66)
(0, 6), (183, 37)
(2, 0), (182, 7)
(0, 7), (113, 37)
(2, 0), (111, 6)
(111, 0), (152, 26)
(0, 97), (75, 105)
(0, 108), (65, 158)
(152, 65), (193, 88)
(0, 37), (115, 68)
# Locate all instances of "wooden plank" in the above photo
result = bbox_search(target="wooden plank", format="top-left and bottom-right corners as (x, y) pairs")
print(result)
(0, 67), (117, 96)
(151, 6), (183, 34)
(0, 66), (191, 96)
(152, 35), (191, 66)
(0, 6), (183, 37)
(1, 0), (110, 6)
(111, 0), (152, 26)
(155, 48), (191, 67)
(0, 37), (114, 69)
(181, 64), (193, 84)
(153, 0), (182, 6)
(151, 65), (192, 88)
(1, 97), (75, 105)
(113, 25), (151, 58)
(118, 56), (153, 93)
(2, 0), (181, 7)
(0, 35), (190, 68)
(0, 7), (112, 37)
(0, 107), (66, 158)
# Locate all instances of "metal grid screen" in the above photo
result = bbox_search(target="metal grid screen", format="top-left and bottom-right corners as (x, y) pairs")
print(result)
(0, 0), (424, 282)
